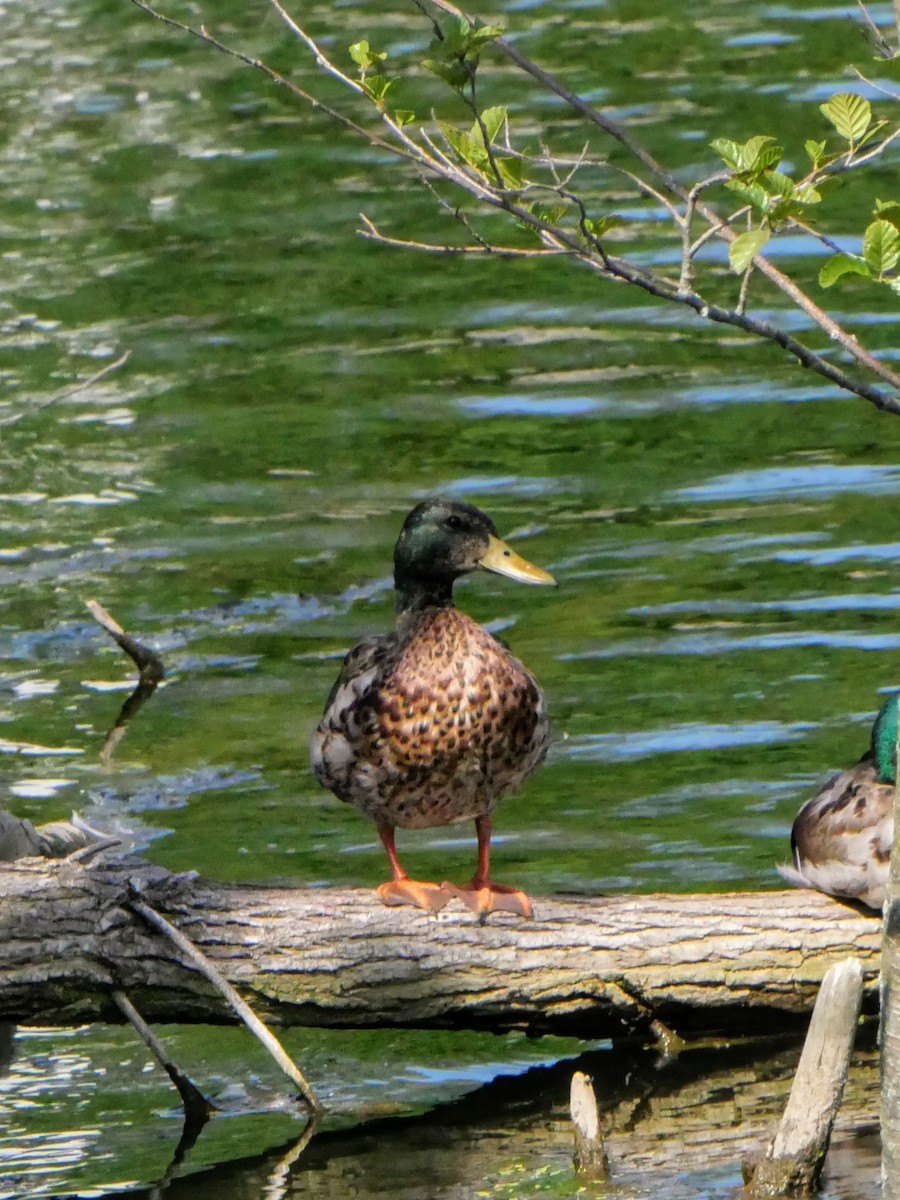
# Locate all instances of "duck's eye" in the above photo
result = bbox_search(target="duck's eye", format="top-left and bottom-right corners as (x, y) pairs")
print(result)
(445, 515), (463, 531)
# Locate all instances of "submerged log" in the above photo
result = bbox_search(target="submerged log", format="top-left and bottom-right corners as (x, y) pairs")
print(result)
(0, 855), (882, 1037)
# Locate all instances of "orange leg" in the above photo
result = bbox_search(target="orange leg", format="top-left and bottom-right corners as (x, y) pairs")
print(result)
(375, 825), (450, 912)
(441, 816), (533, 918)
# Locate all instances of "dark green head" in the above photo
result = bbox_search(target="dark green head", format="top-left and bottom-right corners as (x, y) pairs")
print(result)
(393, 499), (555, 612)
(870, 691), (899, 784)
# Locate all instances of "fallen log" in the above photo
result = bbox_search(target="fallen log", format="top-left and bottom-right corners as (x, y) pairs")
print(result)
(0, 854), (882, 1037)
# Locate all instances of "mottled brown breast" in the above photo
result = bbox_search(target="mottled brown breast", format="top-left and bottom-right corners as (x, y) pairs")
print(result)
(310, 607), (549, 830)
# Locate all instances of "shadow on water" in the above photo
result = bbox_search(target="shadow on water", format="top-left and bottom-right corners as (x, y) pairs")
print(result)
(102, 1032), (881, 1200)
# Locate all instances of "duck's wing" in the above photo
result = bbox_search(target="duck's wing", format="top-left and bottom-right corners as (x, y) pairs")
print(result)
(319, 634), (396, 716)
(778, 754), (893, 910)
(310, 634), (397, 800)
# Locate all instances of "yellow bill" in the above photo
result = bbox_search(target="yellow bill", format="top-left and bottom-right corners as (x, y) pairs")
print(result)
(479, 534), (556, 586)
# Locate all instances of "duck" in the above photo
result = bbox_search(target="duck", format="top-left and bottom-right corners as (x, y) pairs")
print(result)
(779, 691), (897, 911)
(310, 498), (556, 918)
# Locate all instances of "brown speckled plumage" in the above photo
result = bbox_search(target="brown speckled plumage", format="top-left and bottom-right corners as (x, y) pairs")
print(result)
(312, 606), (548, 830)
(779, 753), (893, 911)
(779, 692), (899, 911)
(309, 498), (556, 916)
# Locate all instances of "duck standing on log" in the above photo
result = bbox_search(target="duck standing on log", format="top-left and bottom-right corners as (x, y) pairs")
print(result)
(779, 692), (897, 910)
(311, 499), (557, 918)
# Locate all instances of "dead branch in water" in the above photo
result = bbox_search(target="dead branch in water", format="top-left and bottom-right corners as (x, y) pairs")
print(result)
(85, 599), (165, 762)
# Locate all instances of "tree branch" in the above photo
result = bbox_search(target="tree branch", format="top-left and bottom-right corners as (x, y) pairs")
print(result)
(127, 0), (900, 412)
(424, 0), (900, 397)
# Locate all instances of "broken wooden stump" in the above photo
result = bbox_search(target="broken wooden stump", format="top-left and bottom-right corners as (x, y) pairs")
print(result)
(570, 1071), (609, 1178)
(743, 957), (864, 1196)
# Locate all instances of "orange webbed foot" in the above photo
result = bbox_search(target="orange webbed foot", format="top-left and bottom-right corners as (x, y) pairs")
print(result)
(440, 880), (533, 919)
(377, 878), (452, 912)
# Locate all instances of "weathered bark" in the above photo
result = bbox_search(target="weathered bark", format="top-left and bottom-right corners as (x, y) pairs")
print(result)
(745, 957), (864, 1195)
(0, 808), (108, 862)
(0, 855), (881, 1037)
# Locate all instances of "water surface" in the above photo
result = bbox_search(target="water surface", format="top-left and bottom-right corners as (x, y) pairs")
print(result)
(1, 0), (897, 1193)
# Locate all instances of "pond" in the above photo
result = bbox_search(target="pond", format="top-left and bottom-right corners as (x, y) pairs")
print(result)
(1, 0), (897, 1194)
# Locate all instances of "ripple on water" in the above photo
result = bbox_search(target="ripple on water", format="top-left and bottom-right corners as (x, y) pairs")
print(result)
(565, 629), (900, 659)
(628, 593), (900, 617)
(673, 463), (900, 503)
(558, 719), (815, 761)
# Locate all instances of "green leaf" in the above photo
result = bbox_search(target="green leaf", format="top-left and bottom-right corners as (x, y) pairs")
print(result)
(423, 57), (469, 90)
(469, 23), (505, 46)
(724, 178), (769, 212)
(349, 40), (386, 71)
(349, 40), (370, 67)
(362, 74), (396, 103)
(794, 183), (822, 204)
(496, 156), (523, 189)
(710, 137), (742, 170)
(858, 119), (889, 149)
(532, 203), (567, 225)
(478, 106), (507, 144)
(393, 109), (415, 128)
(441, 16), (471, 54)
(819, 92), (872, 143)
(740, 135), (782, 172)
(439, 121), (487, 170)
(862, 218), (900, 275)
(818, 253), (872, 287)
(875, 199), (900, 231)
(761, 170), (795, 198)
(728, 228), (770, 274)
(584, 215), (623, 238)
(805, 139), (826, 164)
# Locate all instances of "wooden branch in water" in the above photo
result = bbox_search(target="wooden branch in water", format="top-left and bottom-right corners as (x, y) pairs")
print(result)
(129, 897), (322, 1114)
(86, 599), (165, 762)
(0, 855), (881, 1037)
(111, 989), (213, 1130)
(744, 957), (864, 1195)
(570, 1071), (609, 1179)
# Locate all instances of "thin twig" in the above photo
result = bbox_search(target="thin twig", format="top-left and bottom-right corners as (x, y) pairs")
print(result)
(850, 66), (900, 104)
(0, 350), (131, 429)
(855, 0), (897, 57)
(67, 834), (123, 864)
(128, 1), (415, 164)
(420, 178), (494, 248)
(266, 0), (449, 172)
(360, 214), (564, 255)
(423, 0), (900, 396)
(737, 263), (753, 316)
(112, 989), (213, 1129)
(689, 205), (750, 259)
(128, 897), (323, 1115)
(128, 0), (900, 408)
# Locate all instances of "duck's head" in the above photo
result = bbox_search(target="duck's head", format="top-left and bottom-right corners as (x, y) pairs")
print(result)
(393, 499), (555, 609)
(871, 691), (899, 784)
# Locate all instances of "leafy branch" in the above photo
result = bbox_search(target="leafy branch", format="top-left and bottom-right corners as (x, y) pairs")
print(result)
(129, 0), (900, 416)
